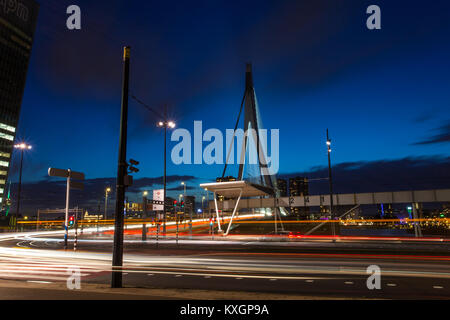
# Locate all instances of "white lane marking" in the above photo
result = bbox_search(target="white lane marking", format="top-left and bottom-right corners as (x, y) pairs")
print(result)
(27, 280), (53, 284)
(269, 279), (277, 281)
(387, 283), (397, 287)
(235, 277), (243, 280)
(344, 281), (354, 285)
(433, 286), (444, 289)
(306, 280), (314, 283)
(0, 274), (69, 281)
(0, 269), (91, 276)
(175, 274), (182, 277)
(136, 270), (330, 281)
(147, 274), (154, 276)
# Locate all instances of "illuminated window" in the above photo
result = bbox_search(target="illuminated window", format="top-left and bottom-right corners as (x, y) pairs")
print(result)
(0, 161), (9, 167)
(0, 170), (6, 175)
(0, 123), (15, 133)
(0, 132), (13, 141)
(0, 188), (3, 194)
(0, 152), (10, 158)
(0, 180), (4, 184)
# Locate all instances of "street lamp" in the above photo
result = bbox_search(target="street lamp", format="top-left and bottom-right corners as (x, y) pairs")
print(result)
(181, 181), (192, 236)
(13, 143), (32, 231)
(202, 196), (206, 220)
(105, 187), (111, 221)
(157, 119), (176, 234)
(326, 129), (335, 238)
(142, 190), (148, 241)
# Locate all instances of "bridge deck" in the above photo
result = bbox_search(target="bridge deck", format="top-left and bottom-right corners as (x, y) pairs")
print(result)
(210, 189), (450, 210)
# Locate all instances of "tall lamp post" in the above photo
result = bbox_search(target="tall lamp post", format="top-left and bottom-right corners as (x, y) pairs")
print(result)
(178, 193), (183, 232)
(326, 129), (335, 238)
(142, 191), (148, 241)
(157, 119), (175, 234)
(202, 196), (206, 220)
(14, 143), (32, 231)
(112, 45), (130, 288)
(104, 187), (111, 221)
(181, 181), (191, 235)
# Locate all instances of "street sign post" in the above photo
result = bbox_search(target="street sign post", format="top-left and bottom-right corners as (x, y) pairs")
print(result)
(48, 167), (85, 249)
(152, 189), (164, 211)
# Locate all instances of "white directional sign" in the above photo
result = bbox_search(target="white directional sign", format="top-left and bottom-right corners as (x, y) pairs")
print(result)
(153, 189), (164, 211)
(47, 167), (85, 249)
(48, 168), (85, 180)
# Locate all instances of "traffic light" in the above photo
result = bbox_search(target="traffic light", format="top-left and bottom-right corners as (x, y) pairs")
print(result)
(127, 158), (140, 173)
(68, 215), (75, 227)
(173, 200), (177, 207)
(181, 201), (184, 208)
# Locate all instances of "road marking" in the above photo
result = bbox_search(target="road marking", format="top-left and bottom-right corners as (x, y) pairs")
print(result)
(147, 274), (154, 276)
(269, 279), (277, 281)
(433, 286), (444, 289)
(344, 281), (354, 285)
(27, 280), (53, 284)
(175, 274), (182, 277)
(306, 280), (314, 283)
(235, 277), (243, 280)
(387, 283), (397, 287)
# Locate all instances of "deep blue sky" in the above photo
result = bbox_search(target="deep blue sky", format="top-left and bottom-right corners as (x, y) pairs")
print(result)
(10, 0), (450, 203)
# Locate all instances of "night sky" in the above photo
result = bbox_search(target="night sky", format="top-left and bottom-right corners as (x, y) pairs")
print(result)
(7, 0), (450, 211)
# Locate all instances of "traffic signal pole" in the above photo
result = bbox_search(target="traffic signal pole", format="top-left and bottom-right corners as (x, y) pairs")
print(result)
(327, 129), (335, 238)
(112, 46), (130, 288)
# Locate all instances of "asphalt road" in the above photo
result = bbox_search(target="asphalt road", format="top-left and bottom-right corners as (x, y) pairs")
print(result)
(0, 230), (449, 299)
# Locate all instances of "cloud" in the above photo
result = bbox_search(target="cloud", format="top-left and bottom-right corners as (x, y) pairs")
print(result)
(166, 185), (196, 192)
(278, 156), (450, 195)
(7, 175), (197, 216)
(413, 121), (450, 145)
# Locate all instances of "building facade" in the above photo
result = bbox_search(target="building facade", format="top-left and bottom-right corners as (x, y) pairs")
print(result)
(289, 177), (309, 218)
(0, 0), (39, 205)
(276, 178), (287, 197)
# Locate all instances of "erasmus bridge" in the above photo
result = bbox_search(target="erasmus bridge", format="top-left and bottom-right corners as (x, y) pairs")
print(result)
(200, 63), (450, 238)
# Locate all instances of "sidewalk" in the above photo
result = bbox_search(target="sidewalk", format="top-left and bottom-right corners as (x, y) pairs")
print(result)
(0, 279), (354, 300)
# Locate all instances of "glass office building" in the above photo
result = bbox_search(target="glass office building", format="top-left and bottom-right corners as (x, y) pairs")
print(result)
(0, 0), (39, 205)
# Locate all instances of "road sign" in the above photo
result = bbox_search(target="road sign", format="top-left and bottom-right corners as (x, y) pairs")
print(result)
(47, 167), (85, 249)
(153, 189), (164, 211)
(148, 199), (175, 206)
(48, 168), (85, 180)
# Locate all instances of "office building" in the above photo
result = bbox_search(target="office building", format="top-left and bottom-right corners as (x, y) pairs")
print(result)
(0, 0), (39, 205)
(276, 178), (287, 197)
(289, 177), (309, 218)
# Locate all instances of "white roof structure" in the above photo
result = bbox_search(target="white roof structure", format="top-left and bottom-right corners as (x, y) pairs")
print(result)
(200, 180), (277, 236)
(200, 180), (273, 198)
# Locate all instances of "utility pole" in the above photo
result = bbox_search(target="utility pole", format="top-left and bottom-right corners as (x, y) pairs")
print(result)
(14, 143), (32, 231)
(142, 191), (147, 241)
(111, 46), (130, 288)
(163, 105), (167, 235)
(326, 129), (335, 238)
(15, 148), (24, 232)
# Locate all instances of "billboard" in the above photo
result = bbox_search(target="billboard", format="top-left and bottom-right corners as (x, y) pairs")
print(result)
(152, 189), (164, 211)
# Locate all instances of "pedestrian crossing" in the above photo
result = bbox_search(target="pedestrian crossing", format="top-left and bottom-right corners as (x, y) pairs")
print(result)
(0, 257), (109, 282)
